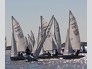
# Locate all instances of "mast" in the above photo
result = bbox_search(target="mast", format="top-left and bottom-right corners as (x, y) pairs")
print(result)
(33, 15), (54, 58)
(69, 10), (81, 50)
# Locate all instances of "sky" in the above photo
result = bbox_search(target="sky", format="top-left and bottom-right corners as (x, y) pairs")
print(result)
(5, 0), (87, 46)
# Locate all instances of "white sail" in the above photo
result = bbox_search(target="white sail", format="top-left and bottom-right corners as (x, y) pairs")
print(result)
(54, 16), (62, 52)
(12, 16), (25, 52)
(43, 33), (53, 51)
(63, 28), (74, 55)
(37, 26), (44, 55)
(33, 15), (54, 58)
(69, 11), (81, 50)
(52, 38), (57, 50)
(39, 16), (49, 55)
(63, 11), (81, 55)
(28, 34), (33, 52)
(28, 39), (32, 52)
(30, 31), (35, 47)
(25, 37), (28, 47)
(37, 26), (41, 46)
(11, 33), (17, 57)
(32, 38), (38, 53)
(40, 16), (48, 38)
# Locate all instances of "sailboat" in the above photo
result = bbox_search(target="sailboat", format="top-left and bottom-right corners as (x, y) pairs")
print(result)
(38, 16), (63, 59)
(33, 15), (54, 58)
(39, 16), (51, 56)
(38, 16), (56, 58)
(62, 11), (84, 59)
(10, 16), (25, 60)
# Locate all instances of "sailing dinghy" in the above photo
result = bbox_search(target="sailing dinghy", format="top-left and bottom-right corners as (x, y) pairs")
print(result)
(10, 16), (38, 61)
(62, 11), (84, 59)
(10, 16), (25, 60)
(33, 15), (54, 59)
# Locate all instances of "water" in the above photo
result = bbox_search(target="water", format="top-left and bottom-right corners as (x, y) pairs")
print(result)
(5, 50), (87, 69)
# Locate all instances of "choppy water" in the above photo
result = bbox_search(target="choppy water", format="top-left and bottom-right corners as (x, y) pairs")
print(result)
(5, 50), (87, 69)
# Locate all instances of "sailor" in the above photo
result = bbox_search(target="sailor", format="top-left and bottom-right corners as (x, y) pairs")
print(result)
(54, 49), (58, 56)
(20, 53), (23, 57)
(75, 50), (80, 56)
(25, 47), (37, 62)
(47, 51), (51, 56)
(25, 47), (31, 55)
(62, 48), (64, 52)
(56, 50), (58, 54)
(82, 46), (86, 52)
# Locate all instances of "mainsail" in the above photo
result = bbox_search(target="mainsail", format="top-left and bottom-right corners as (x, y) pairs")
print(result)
(69, 11), (81, 50)
(63, 11), (81, 55)
(11, 32), (17, 57)
(25, 37), (28, 47)
(43, 33), (53, 51)
(30, 31), (35, 47)
(28, 34), (33, 52)
(37, 26), (41, 46)
(54, 16), (62, 53)
(63, 28), (74, 55)
(40, 16), (48, 38)
(33, 15), (54, 58)
(37, 26), (44, 55)
(52, 38), (57, 50)
(12, 16), (25, 52)
(39, 16), (49, 55)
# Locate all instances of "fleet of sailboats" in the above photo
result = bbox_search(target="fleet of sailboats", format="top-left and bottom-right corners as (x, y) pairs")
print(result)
(8, 11), (85, 61)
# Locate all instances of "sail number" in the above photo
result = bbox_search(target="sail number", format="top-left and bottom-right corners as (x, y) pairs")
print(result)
(71, 22), (79, 36)
(14, 25), (24, 38)
(17, 32), (23, 38)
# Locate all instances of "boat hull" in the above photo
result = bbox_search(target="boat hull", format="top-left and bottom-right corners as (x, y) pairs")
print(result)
(61, 55), (84, 59)
(38, 54), (62, 59)
(10, 56), (25, 61)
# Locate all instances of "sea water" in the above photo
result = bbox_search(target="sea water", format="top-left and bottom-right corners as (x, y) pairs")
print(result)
(5, 50), (87, 69)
